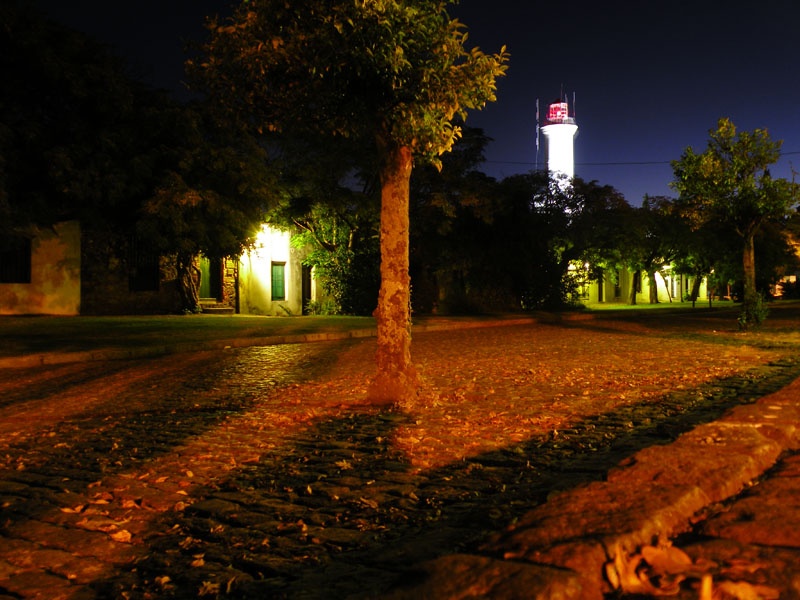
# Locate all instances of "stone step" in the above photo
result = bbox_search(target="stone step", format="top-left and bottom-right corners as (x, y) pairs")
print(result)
(199, 299), (234, 315)
(201, 306), (234, 314)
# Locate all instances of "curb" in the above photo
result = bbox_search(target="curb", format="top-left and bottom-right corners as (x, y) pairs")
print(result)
(383, 376), (800, 599)
(0, 330), (372, 369)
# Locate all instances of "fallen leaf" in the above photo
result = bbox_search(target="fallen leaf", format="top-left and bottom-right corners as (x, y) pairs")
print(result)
(198, 581), (220, 596)
(605, 543), (687, 596)
(359, 497), (379, 510)
(641, 544), (693, 574)
(722, 558), (771, 577)
(716, 580), (780, 600)
(110, 529), (132, 543)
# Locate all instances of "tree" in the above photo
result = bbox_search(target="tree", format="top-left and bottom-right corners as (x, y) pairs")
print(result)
(670, 211), (733, 307)
(409, 127), (503, 313)
(555, 178), (632, 304)
(672, 118), (798, 328)
(622, 196), (683, 304)
(189, 0), (508, 403)
(135, 105), (276, 312)
(1, 1), (165, 235)
(262, 132), (383, 316)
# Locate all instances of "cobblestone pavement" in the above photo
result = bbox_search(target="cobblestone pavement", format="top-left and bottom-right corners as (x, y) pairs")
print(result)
(1, 310), (800, 599)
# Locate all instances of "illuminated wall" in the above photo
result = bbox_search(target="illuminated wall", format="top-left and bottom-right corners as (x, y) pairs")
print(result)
(238, 225), (313, 315)
(582, 268), (709, 305)
(0, 220), (81, 315)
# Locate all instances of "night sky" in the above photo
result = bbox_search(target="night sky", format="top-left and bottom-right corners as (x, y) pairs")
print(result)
(33, 0), (800, 203)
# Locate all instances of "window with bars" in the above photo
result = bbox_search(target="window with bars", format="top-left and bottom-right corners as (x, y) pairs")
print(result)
(271, 262), (286, 301)
(128, 236), (160, 292)
(0, 236), (32, 284)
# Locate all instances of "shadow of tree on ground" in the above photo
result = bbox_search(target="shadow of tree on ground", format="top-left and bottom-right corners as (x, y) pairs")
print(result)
(93, 354), (800, 599)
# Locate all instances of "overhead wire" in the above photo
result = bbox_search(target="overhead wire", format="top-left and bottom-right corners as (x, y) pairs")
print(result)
(483, 150), (800, 169)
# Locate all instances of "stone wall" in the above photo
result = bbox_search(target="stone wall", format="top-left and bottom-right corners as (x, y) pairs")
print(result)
(80, 230), (182, 315)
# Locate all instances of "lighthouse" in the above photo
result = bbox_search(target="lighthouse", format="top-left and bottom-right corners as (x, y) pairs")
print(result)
(539, 97), (578, 186)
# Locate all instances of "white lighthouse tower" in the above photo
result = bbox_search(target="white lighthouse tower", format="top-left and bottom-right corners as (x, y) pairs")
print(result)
(539, 97), (578, 186)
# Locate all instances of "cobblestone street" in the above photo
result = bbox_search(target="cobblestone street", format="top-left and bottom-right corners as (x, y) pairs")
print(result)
(1, 309), (800, 599)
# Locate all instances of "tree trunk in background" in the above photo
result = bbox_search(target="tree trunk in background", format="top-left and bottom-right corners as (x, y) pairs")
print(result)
(367, 143), (417, 405)
(740, 232), (760, 329)
(660, 270), (673, 302)
(742, 233), (757, 308)
(177, 253), (200, 313)
(690, 275), (702, 307)
(648, 271), (659, 303)
(629, 270), (640, 305)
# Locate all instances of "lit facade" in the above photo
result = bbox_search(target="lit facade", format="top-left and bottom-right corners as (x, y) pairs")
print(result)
(238, 225), (316, 316)
(0, 221), (316, 316)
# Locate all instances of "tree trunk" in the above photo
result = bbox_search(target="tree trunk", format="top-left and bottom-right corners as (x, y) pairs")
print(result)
(367, 143), (417, 405)
(742, 233), (757, 309)
(648, 271), (659, 304)
(660, 270), (673, 303)
(629, 270), (640, 305)
(177, 253), (200, 313)
(690, 274), (702, 308)
(740, 232), (761, 329)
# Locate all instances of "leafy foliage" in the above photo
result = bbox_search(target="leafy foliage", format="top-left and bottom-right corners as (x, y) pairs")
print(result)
(264, 133), (382, 315)
(409, 127), (509, 312)
(188, 0), (508, 165)
(672, 118), (798, 327)
(134, 104), (277, 309)
(285, 200), (381, 316)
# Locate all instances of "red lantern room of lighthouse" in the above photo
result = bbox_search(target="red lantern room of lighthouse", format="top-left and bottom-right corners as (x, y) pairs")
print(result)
(545, 99), (574, 125)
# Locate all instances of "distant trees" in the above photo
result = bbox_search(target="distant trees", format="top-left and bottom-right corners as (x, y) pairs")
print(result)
(559, 178), (633, 303)
(1, 2), (166, 235)
(409, 162), (636, 313)
(672, 118), (798, 328)
(409, 127), (512, 312)
(621, 197), (683, 304)
(1, 3), (272, 312)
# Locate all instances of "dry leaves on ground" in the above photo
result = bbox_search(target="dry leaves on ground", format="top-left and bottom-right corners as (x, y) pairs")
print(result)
(605, 542), (780, 599)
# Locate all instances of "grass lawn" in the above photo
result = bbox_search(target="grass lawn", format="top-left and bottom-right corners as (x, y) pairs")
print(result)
(1, 298), (796, 357)
(0, 314), (375, 356)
